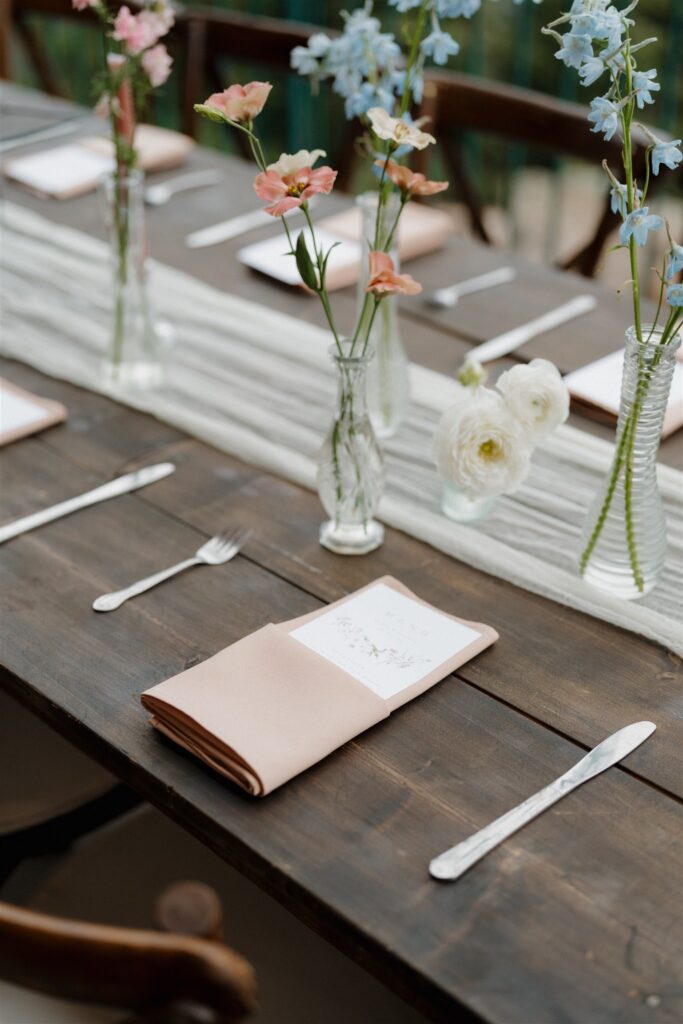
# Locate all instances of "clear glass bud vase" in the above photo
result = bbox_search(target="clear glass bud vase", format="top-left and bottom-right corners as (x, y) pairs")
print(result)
(579, 325), (681, 599)
(356, 191), (410, 439)
(99, 168), (164, 389)
(318, 341), (385, 555)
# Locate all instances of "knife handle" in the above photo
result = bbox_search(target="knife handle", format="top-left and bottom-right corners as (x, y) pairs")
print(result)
(429, 777), (570, 881)
(0, 463), (174, 544)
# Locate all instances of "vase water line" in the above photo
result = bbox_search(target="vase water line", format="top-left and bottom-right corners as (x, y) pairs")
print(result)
(317, 342), (385, 555)
(355, 191), (410, 439)
(99, 168), (164, 389)
(579, 326), (681, 599)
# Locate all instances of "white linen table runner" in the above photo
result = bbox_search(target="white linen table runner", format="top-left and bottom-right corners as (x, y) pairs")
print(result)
(1, 200), (681, 654)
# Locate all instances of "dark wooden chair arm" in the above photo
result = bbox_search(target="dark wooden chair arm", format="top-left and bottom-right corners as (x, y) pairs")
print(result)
(0, 900), (257, 1022)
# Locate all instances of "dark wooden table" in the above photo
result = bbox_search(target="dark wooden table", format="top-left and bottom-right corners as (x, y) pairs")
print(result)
(1, 85), (682, 1024)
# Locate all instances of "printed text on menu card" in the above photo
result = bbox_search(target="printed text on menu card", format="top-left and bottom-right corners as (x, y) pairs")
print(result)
(289, 583), (481, 700)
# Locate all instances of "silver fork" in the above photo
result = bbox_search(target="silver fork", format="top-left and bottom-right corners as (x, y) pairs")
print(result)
(92, 527), (250, 612)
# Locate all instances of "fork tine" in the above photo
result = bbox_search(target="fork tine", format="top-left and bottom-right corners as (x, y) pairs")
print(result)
(212, 525), (251, 552)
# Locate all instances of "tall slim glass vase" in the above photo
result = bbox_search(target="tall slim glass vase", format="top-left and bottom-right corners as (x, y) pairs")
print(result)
(99, 167), (164, 389)
(355, 191), (410, 439)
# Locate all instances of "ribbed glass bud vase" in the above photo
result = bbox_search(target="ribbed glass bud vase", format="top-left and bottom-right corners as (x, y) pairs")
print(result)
(579, 326), (680, 599)
(317, 341), (385, 555)
(355, 191), (410, 439)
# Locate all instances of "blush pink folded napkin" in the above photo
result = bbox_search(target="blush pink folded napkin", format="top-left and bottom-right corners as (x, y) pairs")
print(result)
(141, 576), (498, 796)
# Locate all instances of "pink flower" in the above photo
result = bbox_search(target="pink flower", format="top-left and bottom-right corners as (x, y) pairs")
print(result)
(113, 6), (153, 54)
(365, 252), (422, 296)
(113, 4), (172, 55)
(253, 163), (337, 217)
(204, 82), (272, 123)
(72, 0), (97, 10)
(377, 159), (448, 197)
(142, 44), (173, 87)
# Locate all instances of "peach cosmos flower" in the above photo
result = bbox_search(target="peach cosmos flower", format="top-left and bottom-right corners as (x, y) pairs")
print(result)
(204, 82), (272, 123)
(377, 159), (448, 197)
(72, 0), (97, 10)
(365, 252), (422, 296)
(253, 161), (337, 217)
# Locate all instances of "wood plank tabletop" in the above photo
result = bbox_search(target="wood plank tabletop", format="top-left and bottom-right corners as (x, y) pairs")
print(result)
(1, 84), (682, 1024)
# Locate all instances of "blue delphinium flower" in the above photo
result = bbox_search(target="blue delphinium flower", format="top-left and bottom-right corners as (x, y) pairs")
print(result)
(651, 138), (683, 176)
(436, 0), (482, 16)
(610, 183), (643, 219)
(619, 208), (663, 248)
(666, 243), (683, 280)
(579, 55), (607, 87)
(291, 7), (406, 120)
(632, 69), (660, 110)
(666, 284), (683, 307)
(421, 28), (460, 65)
(290, 33), (330, 76)
(294, 3), (475, 122)
(587, 96), (621, 141)
(554, 32), (593, 69)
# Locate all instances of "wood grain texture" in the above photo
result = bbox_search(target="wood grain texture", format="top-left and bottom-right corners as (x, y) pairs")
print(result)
(1, 362), (682, 1024)
(2, 88), (683, 1023)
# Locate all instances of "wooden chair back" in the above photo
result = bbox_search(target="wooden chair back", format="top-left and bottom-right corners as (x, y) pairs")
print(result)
(178, 7), (365, 187)
(415, 71), (652, 277)
(0, 885), (257, 1023)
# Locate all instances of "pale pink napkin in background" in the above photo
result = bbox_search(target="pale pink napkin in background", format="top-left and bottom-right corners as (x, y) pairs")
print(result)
(141, 576), (498, 796)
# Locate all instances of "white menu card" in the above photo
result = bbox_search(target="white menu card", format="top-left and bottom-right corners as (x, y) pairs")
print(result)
(289, 582), (482, 700)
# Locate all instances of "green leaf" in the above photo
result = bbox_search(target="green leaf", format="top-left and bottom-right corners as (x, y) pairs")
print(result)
(295, 231), (319, 291)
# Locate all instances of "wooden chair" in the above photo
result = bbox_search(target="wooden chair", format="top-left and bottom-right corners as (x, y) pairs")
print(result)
(415, 71), (653, 277)
(0, 881), (257, 1023)
(0, 687), (140, 885)
(179, 7), (364, 189)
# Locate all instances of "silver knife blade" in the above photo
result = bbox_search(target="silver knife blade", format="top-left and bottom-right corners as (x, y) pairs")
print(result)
(469, 294), (597, 364)
(429, 721), (656, 882)
(0, 462), (175, 544)
(186, 200), (312, 249)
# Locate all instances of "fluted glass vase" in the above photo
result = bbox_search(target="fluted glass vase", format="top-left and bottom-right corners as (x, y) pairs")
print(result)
(579, 325), (681, 599)
(356, 191), (410, 439)
(317, 341), (385, 555)
(99, 168), (164, 389)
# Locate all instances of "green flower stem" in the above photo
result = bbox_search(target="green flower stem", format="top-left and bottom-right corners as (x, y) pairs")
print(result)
(580, 410), (632, 574)
(622, 46), (642, 343)
(301, 204), (343, 354)
(399, 0), (430, 118)
(361, 298), (382, 358)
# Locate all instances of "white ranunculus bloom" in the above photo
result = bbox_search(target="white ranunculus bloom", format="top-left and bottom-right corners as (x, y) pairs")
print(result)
(268, 149), (326, 176)
(367, 108), (436, 150)
(496, 358), (570, 445)
(433, 387), (532, 499)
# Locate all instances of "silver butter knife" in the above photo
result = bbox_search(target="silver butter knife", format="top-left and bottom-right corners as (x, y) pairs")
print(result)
(0, 462), (175, 545)
(429, 721), (656, 882)
(469, 293), (597, 364)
